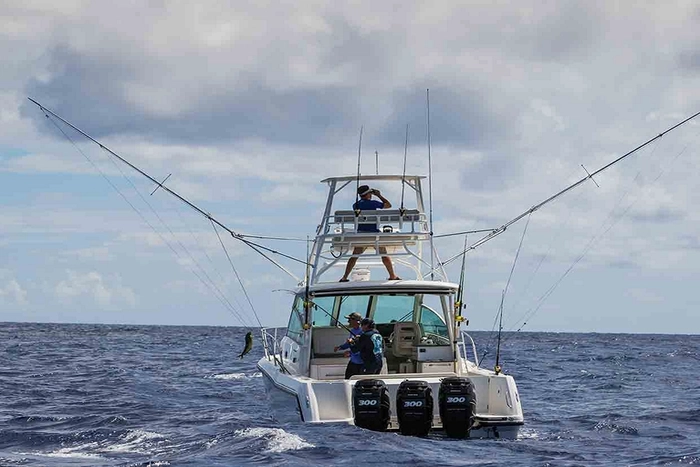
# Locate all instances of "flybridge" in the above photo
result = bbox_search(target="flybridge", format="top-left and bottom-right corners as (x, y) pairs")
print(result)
(309, 174), (445, 284)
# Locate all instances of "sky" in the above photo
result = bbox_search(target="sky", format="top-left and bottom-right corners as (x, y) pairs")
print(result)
(2, 1), (700, 333)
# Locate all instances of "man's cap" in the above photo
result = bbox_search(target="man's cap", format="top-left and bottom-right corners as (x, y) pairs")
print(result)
(361, 318), (375, 328)
(358, 185), (372, 196)
(345, 312), (363, 321)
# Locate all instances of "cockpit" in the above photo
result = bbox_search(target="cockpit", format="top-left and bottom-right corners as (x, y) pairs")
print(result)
(286, 289), (456, 376)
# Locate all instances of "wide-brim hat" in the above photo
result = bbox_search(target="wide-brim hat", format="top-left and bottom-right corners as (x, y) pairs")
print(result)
(357, 185), (372, 196)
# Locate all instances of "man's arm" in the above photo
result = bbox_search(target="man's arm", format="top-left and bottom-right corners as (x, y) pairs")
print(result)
(373, 190), (392, 208)
(335, 341), (351, 351)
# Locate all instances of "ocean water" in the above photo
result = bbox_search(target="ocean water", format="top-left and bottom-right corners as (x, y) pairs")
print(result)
(0, 323), (698, 467)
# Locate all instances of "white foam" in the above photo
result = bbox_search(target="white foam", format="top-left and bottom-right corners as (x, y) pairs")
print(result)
(16, 429), (167, 459)
(18, 444), (102, 459)
(235, 427), (314, 453)
(209, 372), (248, 380)
(518, 428), (540, 440)
(103, 429), (166, 454)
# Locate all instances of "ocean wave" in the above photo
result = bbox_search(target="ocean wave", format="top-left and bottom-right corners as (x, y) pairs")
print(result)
(15, 445), (103, 460)
(103, 429), (167, 454)
(234, 427), (314, 453)
(208, 372), (248, 380)
(592, 422), (639, 435)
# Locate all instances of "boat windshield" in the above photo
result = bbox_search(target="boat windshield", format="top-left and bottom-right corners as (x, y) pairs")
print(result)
(308, 292), (450, 341)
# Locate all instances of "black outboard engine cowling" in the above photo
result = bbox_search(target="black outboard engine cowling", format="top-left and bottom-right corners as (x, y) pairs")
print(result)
(353, 379), (390, 431)
(396, 380), (433, 436)
(438, 376), (477, 438)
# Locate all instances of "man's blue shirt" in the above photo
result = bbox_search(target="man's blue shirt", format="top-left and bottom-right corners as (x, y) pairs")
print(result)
(338, 327), (363, 364)
(352, 199), (384, 232)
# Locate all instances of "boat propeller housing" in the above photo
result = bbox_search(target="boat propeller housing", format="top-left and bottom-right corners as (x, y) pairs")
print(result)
(352, 379), (391, 431)
(396, 380), (434, 436)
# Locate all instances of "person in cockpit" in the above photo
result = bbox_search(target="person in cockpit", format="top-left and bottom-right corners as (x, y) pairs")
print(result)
(334, 312), (364, 379)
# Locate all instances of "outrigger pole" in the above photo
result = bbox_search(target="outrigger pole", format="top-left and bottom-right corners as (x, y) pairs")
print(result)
(439, 108), (700, 266)
(28, 98), (305, 280)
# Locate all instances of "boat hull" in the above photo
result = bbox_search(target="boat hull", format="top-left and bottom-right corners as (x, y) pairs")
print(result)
(257, 357), (523, 439)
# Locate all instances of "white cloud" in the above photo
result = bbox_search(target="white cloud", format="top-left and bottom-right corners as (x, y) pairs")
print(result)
(0, 278), (28, 305)
(61, 246), (114, 261)
(3, 1), (700, 331)
(54, 270), (135, 308)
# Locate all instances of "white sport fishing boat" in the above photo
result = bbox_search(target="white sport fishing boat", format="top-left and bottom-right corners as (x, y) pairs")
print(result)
(258, 174), (524, 438)
(30, 97), (700, 439)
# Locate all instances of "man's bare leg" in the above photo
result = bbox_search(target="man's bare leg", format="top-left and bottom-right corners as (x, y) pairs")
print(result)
(379, 247), (400, 280)
(340, 247), (365, 281)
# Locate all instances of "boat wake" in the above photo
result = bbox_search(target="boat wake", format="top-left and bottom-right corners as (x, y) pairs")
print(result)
(207, 371), (263, 380)
(234, 427), (315, 453)
(12, 428), (170, 462)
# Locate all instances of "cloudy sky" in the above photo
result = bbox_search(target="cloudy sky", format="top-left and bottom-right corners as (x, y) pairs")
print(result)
(2, 1), (700, 333)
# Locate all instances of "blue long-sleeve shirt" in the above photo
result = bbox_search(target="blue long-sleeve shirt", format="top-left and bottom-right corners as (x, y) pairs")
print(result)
(338, 327), (363, 364)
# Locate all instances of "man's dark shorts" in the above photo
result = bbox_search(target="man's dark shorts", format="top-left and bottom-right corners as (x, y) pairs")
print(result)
(345, 362), (364, 379)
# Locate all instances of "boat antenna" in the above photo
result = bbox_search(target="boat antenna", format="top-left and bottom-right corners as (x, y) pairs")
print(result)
(426, 89), (435, 279)
(399, 124), (408, 215)
(375, 150), (379, 175)
(494, 290), (505, 375)
(355, 126), (364, 214)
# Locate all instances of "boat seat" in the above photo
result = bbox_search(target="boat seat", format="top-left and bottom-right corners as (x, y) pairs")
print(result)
(391, 321), (422, 358)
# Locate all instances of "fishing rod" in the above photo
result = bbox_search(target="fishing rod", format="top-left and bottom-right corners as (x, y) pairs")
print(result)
(493, 290), (505, 375)
(303, 236), (312, 328)
(308, 299), (356, 334)
(454, 234), (468, 324)
(438, 108), (700, 267)
(28, 98), (306, 280)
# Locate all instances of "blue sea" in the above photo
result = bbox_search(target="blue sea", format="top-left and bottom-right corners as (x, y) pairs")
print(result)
(1, 323), (698, 466)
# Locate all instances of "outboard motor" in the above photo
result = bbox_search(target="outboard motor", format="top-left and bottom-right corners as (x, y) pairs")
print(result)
(396, 380), (433, 436)
(353, 379), (390, 431)
(438, 376), (477, 438)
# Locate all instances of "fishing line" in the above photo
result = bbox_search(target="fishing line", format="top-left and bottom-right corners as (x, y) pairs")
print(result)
(482, 214), (531, 362)
(503, 165), (587, 330)
(310, 300), (355, 334)
(236, 234), (309, 242)
(28, 98), (308, 276)
(436, 109), (700, 268)
(504, 124), (700, 338)
(161, 192), (252, 321)
(433, 228), (500, 239)
(96, 148), (259, 329)
(211, 220), (263, 329)
(40, 110), (254, 328)
(97, 145), (259, 328)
